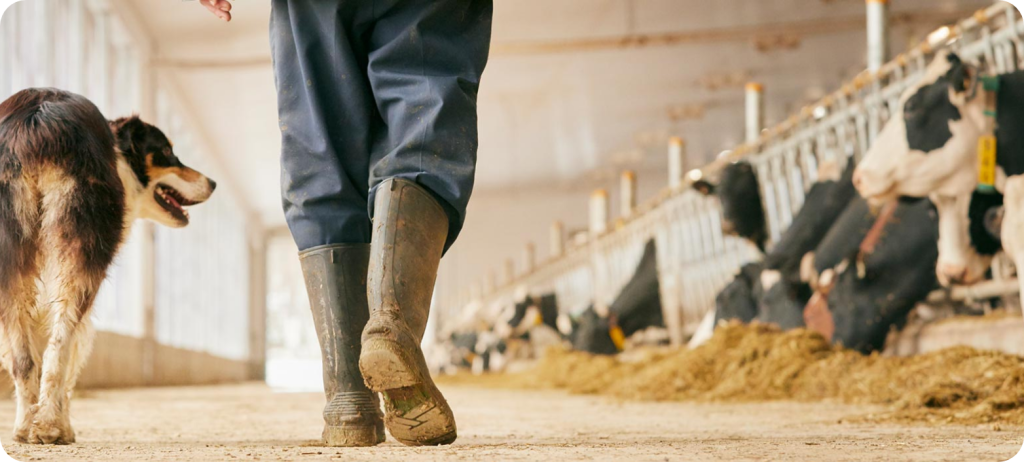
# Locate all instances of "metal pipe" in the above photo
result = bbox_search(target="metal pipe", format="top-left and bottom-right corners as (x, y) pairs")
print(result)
(523, 242), (537, 274)
(504, 258), (516, 284)
(867, 0), (890, 72)
(745, 82), (765, 143)
(620, 170), (637, 218)
(590, 189), (609, 236)
(668, 137), (686, 190)
(550, 221), (565, 258)
(927, 279), (1020, 304)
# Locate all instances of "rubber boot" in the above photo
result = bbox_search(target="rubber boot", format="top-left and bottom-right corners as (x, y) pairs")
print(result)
(299, 244), (385, 447)
(360, 178), (457, 446)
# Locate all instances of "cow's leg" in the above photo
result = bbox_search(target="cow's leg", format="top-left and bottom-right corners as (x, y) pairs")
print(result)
(1, 274), (42, 443)
(28, 260), (103, 445)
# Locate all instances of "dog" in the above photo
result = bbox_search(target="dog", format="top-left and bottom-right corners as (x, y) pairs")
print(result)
(0, 88), (216, 444)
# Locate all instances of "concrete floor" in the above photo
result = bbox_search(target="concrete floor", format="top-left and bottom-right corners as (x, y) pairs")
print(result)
(0, 383), (1021, 461)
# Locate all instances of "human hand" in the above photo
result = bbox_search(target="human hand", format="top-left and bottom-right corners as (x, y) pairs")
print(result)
(201, 0), (232, 22)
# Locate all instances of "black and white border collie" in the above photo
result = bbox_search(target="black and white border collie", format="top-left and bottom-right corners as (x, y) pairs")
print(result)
(0, 88), (215, 444)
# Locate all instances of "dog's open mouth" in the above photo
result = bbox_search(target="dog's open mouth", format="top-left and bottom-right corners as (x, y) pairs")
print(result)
(154, 184), (199, 223)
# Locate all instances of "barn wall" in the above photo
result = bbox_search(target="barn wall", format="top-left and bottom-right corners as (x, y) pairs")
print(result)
(0, 331), (253, 396)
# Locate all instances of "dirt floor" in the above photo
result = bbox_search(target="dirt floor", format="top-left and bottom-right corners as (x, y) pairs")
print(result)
(0, 383), (1020, 462)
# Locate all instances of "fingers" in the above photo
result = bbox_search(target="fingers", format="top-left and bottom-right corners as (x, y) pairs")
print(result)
(202, 0), (232, 22)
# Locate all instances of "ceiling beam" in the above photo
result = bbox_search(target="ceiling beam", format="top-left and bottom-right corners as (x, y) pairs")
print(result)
(153, 7), (977, 69)
(492, 9), (977, 55)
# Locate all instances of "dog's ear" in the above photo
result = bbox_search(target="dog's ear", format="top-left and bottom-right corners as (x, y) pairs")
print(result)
(109, 116), (147, 155)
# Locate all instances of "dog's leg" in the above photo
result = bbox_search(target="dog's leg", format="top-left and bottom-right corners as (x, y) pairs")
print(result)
(29, 261), (103, 445)
(63, 318), (95, 402)
(0, 275), (42, 443)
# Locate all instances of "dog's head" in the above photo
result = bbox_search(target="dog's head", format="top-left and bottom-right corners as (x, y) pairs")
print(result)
(110, 116), (216, 228)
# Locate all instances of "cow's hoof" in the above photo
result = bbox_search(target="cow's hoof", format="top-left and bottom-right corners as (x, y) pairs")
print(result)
(28, 410), (75, 445)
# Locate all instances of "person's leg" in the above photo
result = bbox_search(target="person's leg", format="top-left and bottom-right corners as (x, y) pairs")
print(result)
(272, 0), (379, 250)
(358, 0), (493, 447)
(365, 0), (493, 253)
(270, 0), (384, 447)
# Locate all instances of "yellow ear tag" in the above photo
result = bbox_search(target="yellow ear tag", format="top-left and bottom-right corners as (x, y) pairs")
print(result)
(609, 326), (626, 351)
(977, 134), (997, 192)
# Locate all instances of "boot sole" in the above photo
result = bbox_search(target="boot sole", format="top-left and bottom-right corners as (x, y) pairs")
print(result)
(360, 337), (457, 446)
(322, 423), (386, 447)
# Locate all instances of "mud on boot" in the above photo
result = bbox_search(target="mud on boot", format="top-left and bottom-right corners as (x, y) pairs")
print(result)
(300, 244), (385, 447)
(361, 178), (458, 446)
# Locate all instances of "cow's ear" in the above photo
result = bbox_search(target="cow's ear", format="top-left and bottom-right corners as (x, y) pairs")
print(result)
(944, 53), (970, 93)
(692, 180), (715, 196)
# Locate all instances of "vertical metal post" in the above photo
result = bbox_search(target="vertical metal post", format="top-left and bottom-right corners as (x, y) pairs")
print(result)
(139, 222), (157, 385)
(504, 258), (516, 284)
(668, 137), (686, 190)
(589, 189), (609, 236)
(247, 228), (268, 381)
(484, 270), (496, 294)
(745, 82), (764, 143)
(0, 6), (9, 99)
(34, 0), (53, 87)
(620, 171), (637, 218)
(93, 10), (110, 113)
(866, 0), (890, 72)
(523, 242), (536, 274)
(550, 221), (565, 258)
(66, 0), (86, 95)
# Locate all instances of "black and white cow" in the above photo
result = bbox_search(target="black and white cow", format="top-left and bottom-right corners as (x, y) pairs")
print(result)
(573, 239), (665, 354)
(812, 197), (940, 353)
(699, 158), (940, 352)
(508, 293), (560, 336)
(694, 162), (768, 251)
(700, 159), (856, 329)
(855, 52), (1024, 289)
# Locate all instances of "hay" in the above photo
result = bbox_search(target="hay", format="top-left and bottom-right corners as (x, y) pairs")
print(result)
(442, 322), (1024, 425)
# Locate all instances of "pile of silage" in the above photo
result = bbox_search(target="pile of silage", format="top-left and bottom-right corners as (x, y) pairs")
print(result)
(443, 322), (1024, 425)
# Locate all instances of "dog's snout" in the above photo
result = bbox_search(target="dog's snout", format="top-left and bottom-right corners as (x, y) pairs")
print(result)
(207, 178), (217, 192)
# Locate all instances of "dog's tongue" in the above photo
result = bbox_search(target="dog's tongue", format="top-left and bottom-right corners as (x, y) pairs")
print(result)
(167, 194), (181, 209)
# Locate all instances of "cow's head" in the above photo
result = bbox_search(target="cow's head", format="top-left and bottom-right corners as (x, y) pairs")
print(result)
(854, 53), (984, 202)
(853, 52), (998, 285)
(694, 161), (767, 251)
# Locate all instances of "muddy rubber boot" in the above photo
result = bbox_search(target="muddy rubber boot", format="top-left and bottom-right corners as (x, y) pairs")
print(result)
(300, 244), (385, 447)
(360, 178), (457, 446)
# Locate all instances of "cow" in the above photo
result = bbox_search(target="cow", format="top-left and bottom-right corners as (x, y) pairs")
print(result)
(697, 158), (940, 352)
(508, 293), (560, 336)
(694, 161), (768, 251)
(806, 197), (940, 352)
(698, 159), (857, 329)
(573, 239), (665, 354)
(498, 292), (565, 361)
(854, 52), (1024, 290)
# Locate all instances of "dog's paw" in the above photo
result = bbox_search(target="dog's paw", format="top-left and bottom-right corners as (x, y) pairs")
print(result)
(13, 405), (39, 443)
(13, 428), (31, 444)
(27, 408), (75, 445)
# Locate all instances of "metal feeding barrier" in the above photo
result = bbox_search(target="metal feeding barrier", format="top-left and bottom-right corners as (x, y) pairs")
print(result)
(451, 2), (1024, 346)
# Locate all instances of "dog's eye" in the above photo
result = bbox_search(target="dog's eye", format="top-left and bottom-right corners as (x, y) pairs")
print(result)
(164, 148), (180, 165)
